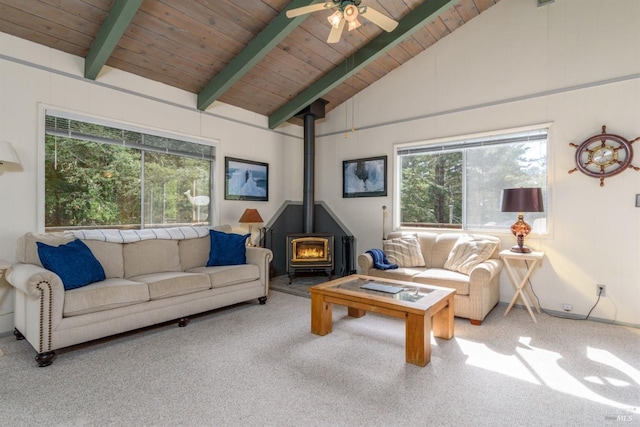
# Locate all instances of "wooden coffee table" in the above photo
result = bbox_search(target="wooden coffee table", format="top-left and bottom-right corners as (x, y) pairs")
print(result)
(309, 274), (455, 367)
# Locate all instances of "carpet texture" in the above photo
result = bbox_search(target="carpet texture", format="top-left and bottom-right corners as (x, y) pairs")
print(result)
(0, 290), (638, 426)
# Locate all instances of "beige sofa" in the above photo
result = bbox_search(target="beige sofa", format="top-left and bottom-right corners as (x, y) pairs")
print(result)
(6, 226), (272, 367)
(357, 231), (503, 325)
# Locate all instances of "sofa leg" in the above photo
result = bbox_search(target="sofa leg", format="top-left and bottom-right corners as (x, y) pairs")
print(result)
(469, 319), (482, 326)
(258, 296), (267, 305)
(35, 351), (56, 367)
(14, 328), (25, 340)
(178, 317), (190, 327)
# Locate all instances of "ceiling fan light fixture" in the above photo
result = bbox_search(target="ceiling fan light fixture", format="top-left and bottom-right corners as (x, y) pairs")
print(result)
(286, 0), (397, 44)
(327, 10), (343, 28)
(343, 4), (358, 22)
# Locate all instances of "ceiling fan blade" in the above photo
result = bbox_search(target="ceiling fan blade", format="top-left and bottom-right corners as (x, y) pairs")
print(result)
(360, 6), (399, 32)
(327, 18), (346, 43)
(286, 2), (334, 18)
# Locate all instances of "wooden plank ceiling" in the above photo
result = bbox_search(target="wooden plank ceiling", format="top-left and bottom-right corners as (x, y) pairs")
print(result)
(0, 0), (500, 128)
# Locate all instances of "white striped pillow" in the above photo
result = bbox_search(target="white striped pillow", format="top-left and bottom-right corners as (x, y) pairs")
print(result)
(383, 235), (425, 268)
(444, 234), (497, 275)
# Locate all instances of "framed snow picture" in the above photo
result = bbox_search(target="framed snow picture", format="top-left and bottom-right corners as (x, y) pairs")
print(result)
(224, 157), (268, 201)
(342, 155), (387, 198)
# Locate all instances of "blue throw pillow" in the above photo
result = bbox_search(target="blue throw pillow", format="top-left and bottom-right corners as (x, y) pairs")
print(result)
(207, 229), (249, 266)
(37, 239), (106, 290)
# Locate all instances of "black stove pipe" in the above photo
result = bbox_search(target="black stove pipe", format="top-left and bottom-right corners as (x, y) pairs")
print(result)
(295, 99), (326, 234)
(302, 112), (315, 234)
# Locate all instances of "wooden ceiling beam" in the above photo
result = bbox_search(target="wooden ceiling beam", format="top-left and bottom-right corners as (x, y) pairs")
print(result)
(196, 0), (321, 112)
(84, 0), (143, 80)
(268, 0), (459, 129)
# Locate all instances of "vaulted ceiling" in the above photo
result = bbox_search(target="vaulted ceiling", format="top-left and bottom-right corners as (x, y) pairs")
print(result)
(0, 0), (501, 128)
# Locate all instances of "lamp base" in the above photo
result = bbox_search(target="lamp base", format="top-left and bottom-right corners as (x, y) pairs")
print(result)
(510, 214), (532, 254)
(510, 244), (532, 253)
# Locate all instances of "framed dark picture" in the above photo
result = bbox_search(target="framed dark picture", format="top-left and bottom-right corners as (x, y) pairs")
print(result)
(342, 155), (387, 198)
(224, 157), (269, 201)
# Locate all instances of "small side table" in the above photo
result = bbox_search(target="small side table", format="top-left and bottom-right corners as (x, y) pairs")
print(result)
(500, 250), (544, 323)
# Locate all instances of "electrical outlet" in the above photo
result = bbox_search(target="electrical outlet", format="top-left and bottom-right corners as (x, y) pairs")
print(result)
(563, 304), (573, 312)
(597, 284), (606, 297)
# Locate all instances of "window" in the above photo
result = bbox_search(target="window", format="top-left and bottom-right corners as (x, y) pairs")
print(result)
(397, 127), (548, 232)
(44, 112), (215, 231)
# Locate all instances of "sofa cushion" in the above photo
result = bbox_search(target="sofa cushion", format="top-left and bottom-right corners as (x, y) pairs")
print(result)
(37, 239), (106, 290)
(130, 272), (211, 300)
(82, 240), (124, 279)
(123, 240), (181, 278)
(413, 268), (471, 296)
(383, 234), (426, 267)
(179, 236), (210, 271)
(207, 229), (250, 266)
(212, 224), (233, 233)
(444, 234), (498, 275)
(18, 232), (75, 266)
(63, 278), (149, 317)
(178, 225), (232, 271)
(188, 264), (260, 288)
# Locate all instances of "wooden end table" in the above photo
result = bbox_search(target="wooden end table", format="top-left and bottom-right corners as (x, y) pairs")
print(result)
(309, 274), (455, 367)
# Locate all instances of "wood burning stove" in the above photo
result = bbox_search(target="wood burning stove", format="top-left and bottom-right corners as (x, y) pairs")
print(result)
(286, 233), (334, 283)
(285, 100), (335, 284)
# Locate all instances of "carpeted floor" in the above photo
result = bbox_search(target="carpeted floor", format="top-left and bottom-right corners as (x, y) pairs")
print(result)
(0, 289), (638, 426)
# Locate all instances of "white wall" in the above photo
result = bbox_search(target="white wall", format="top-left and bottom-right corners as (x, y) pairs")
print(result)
(0, 32), (305, 334)
(315, 0), (640, 326)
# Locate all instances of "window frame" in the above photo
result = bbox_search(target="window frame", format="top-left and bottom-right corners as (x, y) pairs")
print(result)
(38, 105), (219, 232)
(393, 124), (551, 234)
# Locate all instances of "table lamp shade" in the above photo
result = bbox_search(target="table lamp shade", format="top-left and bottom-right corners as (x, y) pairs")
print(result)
(501, 187), (544, 213)
(239, 209), (263, 247)
(238, 209), (263, 224)
(501, 188), (544, 253)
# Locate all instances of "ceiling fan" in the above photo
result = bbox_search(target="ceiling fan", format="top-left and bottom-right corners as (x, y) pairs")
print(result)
(286, 1), (399, 43)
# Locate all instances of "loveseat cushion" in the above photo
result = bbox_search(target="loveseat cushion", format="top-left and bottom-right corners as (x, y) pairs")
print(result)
(430, 234), (461, 267)
(188, 264), (259, 288)
(37, 239), (106, 290)
(123, 240), (181, 278)
(361, 266), (423, 282)
(382, 234), (425, 267)
(129, 272), (211, 300)
(413, 268), (471, 296)
(443, 234), (499, 275)
(63, 278), (149, 317)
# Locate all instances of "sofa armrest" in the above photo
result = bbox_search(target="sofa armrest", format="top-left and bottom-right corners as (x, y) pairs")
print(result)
(357, 253), (374, 274)
(468, 259), (503, 288)
(5, 263), (66, 350)
(6, 263), (65, 299)
(245, 246), (273, 288)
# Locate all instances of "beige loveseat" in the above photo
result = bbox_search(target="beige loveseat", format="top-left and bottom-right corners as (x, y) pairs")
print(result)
(357, 231), (503, 325)
(6, 226), (272, 367)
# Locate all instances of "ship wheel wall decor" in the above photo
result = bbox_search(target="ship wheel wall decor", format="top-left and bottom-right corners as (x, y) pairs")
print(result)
(568, 125), (640, 186)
